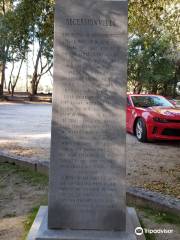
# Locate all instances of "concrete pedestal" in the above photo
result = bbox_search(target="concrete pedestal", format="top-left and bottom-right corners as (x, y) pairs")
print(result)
(27, 207), (145, 240)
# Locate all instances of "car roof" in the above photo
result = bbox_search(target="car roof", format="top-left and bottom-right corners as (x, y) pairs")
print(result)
(127, 94), (163, 97)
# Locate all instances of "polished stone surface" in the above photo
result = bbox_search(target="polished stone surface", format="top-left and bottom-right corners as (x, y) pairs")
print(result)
(49, 0), (128, 230)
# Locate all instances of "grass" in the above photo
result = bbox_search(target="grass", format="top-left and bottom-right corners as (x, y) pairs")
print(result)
(133, 205), (180, 239)
(0, 162), (48, 186)
(139, 219), (156, 240)
(22, 207), (39, 240)
(139, 206), (180, 226)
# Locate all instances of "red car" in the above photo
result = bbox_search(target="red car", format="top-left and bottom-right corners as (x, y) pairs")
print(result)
(127, 94), (180, 142)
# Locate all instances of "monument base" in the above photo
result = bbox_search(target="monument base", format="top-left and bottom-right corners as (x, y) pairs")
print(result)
(27, 207), (144, 240)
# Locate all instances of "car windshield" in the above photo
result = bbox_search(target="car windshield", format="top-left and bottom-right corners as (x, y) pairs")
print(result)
(131, 96), (174, 108)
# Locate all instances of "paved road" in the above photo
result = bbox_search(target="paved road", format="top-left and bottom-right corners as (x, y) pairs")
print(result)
(0, 102), (51, 162)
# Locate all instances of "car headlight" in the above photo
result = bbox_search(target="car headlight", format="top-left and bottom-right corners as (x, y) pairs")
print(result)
(153, 117), (168, 123)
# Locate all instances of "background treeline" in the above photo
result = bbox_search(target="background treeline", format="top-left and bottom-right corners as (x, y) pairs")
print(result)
(0, 0), (54, 96)
(0, 0), (180, 97)
(128, 0), (180, 97)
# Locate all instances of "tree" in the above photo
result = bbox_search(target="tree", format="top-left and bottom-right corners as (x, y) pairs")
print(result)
(28, 0), (54, 95)
(0, 0), (13, 96)
(6, 6), (30, 95)
(128, 36), (175, 95)
(146, 38), (175, 95)
(0, 0), (30, 96)
(128, 0), (180, 96)
(0, 0), (54, 96)
(128, 0), (180, 44)
(128, 37), (149, 93)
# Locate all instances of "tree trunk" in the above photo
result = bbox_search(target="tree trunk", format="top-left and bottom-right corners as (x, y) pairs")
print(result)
(11, 85), (15, 96)
(133, 82), (142, 94)
(152, 84), (158, 94)
(11, 59), (24, 96)
(0, 2), (6, 97)
(173, 72), (178, 98)
(34, 81), (39, 95)
(8, 60), (15, 94)
(133, 83), (138, 93)
(31, 73), (38, 95)
(137, 84), (142, 94)
(31, 45), (42, 95)
(163, 83), (168, 96)
(0, 62), (6, 97)
(0, 85), (3, 97)
(8, 81), (12, 94)
(173, 60), (180, 98)
(4, 79), (7, 89)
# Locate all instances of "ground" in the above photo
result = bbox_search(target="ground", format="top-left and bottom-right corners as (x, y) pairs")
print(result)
(0, 163), (48, 240)
(0, 163), (179, 240)
(126, 136), (180, 198)
(0, 102), (179, 198)
(0, 102), (51, 162)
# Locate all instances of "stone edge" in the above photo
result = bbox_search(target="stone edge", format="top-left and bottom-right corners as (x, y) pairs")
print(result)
(0, 154), (179, 216)
(27, 206), (142, 240)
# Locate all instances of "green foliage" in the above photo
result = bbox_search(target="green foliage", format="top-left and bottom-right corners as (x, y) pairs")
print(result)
(137, 206), (180, 240)
(128, 0), (179, 96)
(22, 0), (54, 60)
(128, 0), (180, 44)
(128, 35), (176, 94)
(0, 0), (30, 96)
(18, 0), (55, 94)
(0, 1), (29, 60)
(139, 219), (156, 240)
(140, 207), (180, 226)
(0, 0), (55, 95)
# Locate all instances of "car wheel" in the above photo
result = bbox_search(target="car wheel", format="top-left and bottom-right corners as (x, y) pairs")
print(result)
(135, 118), (147, 142)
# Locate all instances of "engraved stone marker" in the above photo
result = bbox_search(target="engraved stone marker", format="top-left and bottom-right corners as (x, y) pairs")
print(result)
(27, 0), (142, 239)
(48, 0), (127, 230)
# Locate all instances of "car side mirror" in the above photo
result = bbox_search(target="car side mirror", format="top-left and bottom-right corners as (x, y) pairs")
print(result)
(127, 103), (133, 109)
(169, 100), (177, 106)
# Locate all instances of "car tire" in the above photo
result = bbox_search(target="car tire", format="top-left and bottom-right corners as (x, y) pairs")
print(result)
(135, 118), (147, 142)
